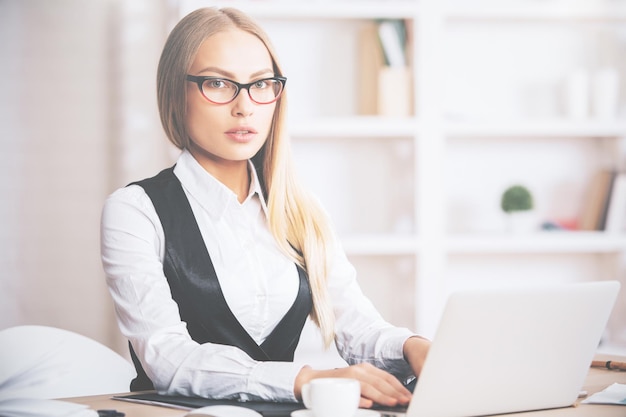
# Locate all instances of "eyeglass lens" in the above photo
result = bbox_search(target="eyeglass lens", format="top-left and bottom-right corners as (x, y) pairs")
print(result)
(201, 79), (283, 104)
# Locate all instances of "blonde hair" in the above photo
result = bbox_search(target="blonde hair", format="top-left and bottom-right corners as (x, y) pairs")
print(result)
(156, 7), (336, 347)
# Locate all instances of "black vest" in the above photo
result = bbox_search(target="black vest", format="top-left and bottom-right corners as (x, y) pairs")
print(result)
(128, 167), (312, 391)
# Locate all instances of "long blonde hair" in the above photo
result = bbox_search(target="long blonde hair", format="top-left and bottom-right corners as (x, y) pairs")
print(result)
(156, 7), (336, 347)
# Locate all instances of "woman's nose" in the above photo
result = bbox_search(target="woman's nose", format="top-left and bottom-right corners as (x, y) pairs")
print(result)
(231, 89), (254, 117)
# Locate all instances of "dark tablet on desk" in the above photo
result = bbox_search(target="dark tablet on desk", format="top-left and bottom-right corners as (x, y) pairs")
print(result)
(113, 392), (305, 417)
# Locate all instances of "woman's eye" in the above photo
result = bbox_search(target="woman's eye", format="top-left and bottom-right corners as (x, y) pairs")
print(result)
(253, 80), (269, 89)
(207, 79), (227, 89)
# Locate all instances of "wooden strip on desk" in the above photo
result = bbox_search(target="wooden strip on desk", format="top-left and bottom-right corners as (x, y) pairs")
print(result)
(591, 360), (626, 371)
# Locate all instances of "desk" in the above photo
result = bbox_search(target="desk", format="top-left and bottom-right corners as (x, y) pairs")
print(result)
(66, 355), (626, 417)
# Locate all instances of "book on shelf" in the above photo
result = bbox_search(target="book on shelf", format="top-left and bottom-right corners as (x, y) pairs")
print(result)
(578, 170), (616, 231)
(357, 21), (385, 115)
(357, 19), (412, 117)
(604, 173), (626, 233)
(377, 19), (406, 68)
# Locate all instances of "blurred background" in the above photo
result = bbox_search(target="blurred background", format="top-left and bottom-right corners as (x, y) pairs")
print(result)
(1, 0), (625, 359)
(1, 0), (178, 355)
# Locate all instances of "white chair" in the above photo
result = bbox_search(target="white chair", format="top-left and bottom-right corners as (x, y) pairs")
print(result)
(0, 325), (136, 400)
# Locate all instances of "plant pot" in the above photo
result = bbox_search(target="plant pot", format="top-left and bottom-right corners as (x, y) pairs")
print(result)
(505, 211), (537, 234)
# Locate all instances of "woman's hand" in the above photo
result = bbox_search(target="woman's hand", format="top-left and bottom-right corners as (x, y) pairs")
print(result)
(294, 363), (412, 408)
(402, 336), (431, 377)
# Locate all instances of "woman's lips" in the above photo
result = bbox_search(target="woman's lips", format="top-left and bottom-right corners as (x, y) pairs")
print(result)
(225, 126), (258, 143)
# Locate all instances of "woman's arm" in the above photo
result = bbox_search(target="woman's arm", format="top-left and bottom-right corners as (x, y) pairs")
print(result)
(292, 240), (429, 408)
(403, 336), (431, 377)
(328, 244), (422, 376)
(294, 362), (412, 408)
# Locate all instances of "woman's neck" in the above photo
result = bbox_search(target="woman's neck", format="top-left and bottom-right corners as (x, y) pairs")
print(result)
(215, 163), (250, 204)
(188, 148), (250, 203)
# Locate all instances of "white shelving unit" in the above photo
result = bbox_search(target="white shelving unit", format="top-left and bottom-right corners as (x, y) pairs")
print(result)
(289, 116), (418, 139)
(446, 120), (626, 138)
(178, 0), (626, 352)
(447, 232), (626, 254)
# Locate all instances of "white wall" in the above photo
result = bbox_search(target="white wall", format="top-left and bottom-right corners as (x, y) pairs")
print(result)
(0, 0), (174, 355)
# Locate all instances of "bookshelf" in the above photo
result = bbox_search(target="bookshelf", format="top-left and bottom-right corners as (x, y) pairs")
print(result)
(288, 116), (418, 139)
(444, 0), (626, 21)
(446, 120), (626, 138)
(178, 0), (626, 354)
(447, 233), (626, 254)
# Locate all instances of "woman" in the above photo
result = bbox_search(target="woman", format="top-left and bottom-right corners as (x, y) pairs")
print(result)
(101, 6), (430, 408)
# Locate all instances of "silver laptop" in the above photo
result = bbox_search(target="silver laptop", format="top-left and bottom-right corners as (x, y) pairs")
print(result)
(389, 280), (620, 417)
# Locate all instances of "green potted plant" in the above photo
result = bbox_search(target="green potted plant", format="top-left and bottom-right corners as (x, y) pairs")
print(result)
(501, 185), (536, 233)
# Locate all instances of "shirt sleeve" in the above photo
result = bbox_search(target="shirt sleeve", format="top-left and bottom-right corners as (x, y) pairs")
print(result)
(100, 185), (305, 401)
(326, 238), (417, 381)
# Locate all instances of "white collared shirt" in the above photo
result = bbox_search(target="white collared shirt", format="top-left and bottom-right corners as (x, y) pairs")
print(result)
(101, 149), (415, 402)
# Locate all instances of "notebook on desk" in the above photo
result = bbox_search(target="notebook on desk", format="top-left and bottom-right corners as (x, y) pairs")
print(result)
(113, 392), (304, 416)
(381, 280), (620, 417)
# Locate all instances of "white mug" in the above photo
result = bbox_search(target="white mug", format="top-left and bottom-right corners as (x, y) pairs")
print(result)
(301, 377), (360, 417)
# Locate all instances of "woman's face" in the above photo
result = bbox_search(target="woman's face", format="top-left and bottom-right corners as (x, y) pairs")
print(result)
(185, 28), (277, 172)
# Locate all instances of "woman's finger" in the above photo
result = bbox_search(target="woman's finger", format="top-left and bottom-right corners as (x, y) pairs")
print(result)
(338, 363), (412, 407)
(359, 397), (374, 408)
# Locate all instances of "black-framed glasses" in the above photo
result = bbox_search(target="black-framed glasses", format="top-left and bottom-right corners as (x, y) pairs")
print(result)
(186, 75), (287, 105)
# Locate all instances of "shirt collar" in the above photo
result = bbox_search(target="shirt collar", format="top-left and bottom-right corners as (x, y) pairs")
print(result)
(173, 149), (268, 220)
(246, 159), (269, 218)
